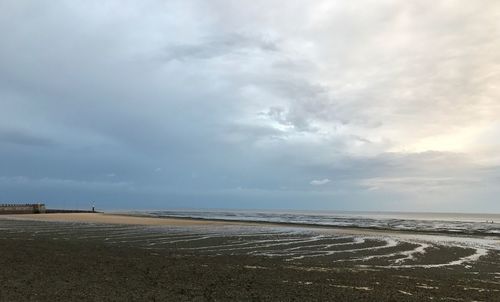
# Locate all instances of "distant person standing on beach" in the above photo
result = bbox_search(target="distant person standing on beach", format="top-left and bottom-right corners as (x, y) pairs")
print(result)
(92, 202), (95, 213)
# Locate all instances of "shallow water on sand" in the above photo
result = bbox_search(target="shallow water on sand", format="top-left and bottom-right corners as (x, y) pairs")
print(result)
(144, 209), (500, 236)
(1, 217), (500, 300)
(0, 218), (498, 269)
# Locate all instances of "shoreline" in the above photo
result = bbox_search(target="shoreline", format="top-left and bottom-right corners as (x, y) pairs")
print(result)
(1, 215), (499, 301)
(1, 213), (499, 301)
(122, 212), (500, 237)
(2, 212), (499, 240)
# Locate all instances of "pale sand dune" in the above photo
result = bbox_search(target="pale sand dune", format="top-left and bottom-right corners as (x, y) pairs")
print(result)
(1, 213), (237, 226)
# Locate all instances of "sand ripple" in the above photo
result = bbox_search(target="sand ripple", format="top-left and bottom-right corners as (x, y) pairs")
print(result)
(0, 218), (498, 269)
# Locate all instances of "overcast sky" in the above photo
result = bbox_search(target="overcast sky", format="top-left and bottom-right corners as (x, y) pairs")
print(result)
(1, 0), (499, 212)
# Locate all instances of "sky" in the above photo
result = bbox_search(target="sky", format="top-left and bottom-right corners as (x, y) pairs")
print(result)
(1, 0), (499, 212)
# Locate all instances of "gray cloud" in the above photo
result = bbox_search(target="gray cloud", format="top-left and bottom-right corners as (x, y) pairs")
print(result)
(162, 33), (279, 61)
(310, 179), (330, 186)
(0, 129), (55, 147)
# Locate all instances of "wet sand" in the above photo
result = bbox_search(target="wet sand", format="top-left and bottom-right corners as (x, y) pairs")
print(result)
(0, 214), (499, 301)
(1, 213), (239, 226)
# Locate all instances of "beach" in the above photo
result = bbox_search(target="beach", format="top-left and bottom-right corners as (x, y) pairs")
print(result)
(0, 213), (499, 301)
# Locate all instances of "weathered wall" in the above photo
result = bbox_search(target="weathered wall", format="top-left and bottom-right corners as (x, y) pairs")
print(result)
(0, 204), (46, 214)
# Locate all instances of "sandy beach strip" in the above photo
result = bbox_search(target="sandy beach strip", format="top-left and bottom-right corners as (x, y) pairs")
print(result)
(0, 213), (240, 226)
(1, 213), (494, 239)
(0, 213), (413, 235)
(0, 213), (393, 238)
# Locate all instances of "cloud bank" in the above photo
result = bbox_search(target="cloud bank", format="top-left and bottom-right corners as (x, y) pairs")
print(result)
(310, 179), (331, 186)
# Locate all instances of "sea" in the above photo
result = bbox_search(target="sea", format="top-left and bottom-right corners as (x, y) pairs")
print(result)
(142, 209), (500, 236)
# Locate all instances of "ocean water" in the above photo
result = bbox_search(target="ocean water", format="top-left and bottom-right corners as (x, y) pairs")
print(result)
(144, 209), (500, 236)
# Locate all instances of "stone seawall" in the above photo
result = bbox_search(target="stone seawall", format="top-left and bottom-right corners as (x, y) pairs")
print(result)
(0, 204), (46, 214)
